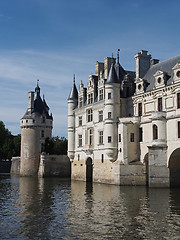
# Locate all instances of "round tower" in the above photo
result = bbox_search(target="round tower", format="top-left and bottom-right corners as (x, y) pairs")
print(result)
(67, 75), (78, 161)
(104, 63), (121, 161)
(20, 82), (53, 176)
(151, 112), (167, 147)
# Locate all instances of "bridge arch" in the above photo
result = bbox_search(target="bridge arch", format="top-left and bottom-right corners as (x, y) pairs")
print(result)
(168, 148), (180, 187)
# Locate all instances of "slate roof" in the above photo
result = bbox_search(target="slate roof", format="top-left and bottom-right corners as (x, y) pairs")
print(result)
(144, 54), (180, 92)
(22, 85), (53, 120)
(68, 81), (78, 100)
(106, 63), (119, 84)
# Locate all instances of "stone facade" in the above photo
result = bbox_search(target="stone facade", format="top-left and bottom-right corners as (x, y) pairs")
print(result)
(68, 50), (180, 187)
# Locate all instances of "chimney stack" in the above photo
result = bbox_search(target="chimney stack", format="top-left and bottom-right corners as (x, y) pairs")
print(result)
(134, 50), (151, 79)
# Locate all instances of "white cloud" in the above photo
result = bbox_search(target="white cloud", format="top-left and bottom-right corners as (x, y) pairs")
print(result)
(0, 49), (94, 137)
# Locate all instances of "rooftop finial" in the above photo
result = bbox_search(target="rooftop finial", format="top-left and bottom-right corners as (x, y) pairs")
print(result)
(117, 49), (120, 64)
(37, 79), (39, 87)
(112, 52), (114, 58)
(73, 74), (75, 83)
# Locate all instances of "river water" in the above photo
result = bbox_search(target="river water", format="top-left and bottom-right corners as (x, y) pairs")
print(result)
(0, 176), (180, 240)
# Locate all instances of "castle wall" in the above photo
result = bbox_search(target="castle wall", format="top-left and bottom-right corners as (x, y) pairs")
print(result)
(11, 157), (20, 175)
(120, 164), (146, 185)
(38, 154), (71, 178)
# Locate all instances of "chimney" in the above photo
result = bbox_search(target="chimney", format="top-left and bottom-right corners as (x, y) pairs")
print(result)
(134, 50), (151, 79)
(150, 59), (159, 66)
(28, 91), (34, 113)
(104, 57), (116, 79)
(95, 61), (104, 77)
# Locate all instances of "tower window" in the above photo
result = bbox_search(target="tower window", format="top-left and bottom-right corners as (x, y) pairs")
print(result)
(99, 89), (104, 101)
(41, 143), (44, 152)
(158, 97), (162, 111)
(138, 102), (142, 116)
(41, 130), (45, 138)
(130, 133), (134, 142)
(119, 134), (121, 142)
(108, 92), (111, 99)
(177, 93), (180, 109)
(108, 136), (112, 143)
(42, 116), (46, 123)
(78, 135), (82, 147)
(99, 131), (103, 145)
(99, 111), (103, 122)
(108, 112), (112, 119)
(153, 124), (158, 140)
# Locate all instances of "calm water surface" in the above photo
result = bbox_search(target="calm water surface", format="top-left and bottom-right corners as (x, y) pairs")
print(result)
(0, 176), (180, 240)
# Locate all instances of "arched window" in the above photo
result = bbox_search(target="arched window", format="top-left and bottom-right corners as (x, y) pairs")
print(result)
(153, 124), (158, 140)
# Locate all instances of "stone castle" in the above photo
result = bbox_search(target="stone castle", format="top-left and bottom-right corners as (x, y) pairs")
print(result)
(68, 49), (180, 187)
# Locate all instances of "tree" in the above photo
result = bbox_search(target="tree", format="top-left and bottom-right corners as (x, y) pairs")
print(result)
(0, 121), (21, 160)
(44, 136), (68, 155)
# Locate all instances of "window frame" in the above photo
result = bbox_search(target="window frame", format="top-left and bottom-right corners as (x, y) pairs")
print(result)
(87, 109), (93, 122)
(99, 131), (103, 145)
(158, 97), (162, 112)
(78, 134), (82, 147)
(79, 116), (82, 126)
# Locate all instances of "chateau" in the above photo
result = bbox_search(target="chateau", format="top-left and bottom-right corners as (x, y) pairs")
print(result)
(68, 50), (180, 187)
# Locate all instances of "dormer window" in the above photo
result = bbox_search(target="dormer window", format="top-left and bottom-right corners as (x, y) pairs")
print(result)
(157, 77), (162, 84)
(177, 71), (180, 78)
(138, 84), (142, 90)
(154, 71), (169, 88)
(173, 63), (180, 83)
(135, 78), (148, 94)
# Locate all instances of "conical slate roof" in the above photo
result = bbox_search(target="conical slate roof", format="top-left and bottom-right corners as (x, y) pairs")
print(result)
(106, 63), (119, 84)
(68, 78), (78, 100)
(22, 84), (53, 120)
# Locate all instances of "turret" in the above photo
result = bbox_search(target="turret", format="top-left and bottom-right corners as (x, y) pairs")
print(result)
(68, 75), (78, 161)
(20, 82), (53, 176)
(104, 63), (120, 161)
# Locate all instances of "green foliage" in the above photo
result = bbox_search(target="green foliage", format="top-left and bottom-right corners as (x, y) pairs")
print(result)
(0, 121), (21, 160)
(44, 136), (68, 155)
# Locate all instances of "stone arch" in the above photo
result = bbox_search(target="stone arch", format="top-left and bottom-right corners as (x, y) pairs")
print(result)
(143, 153), (149, 186)
(86, 157), (93, 182)
(168, 148), (180, 187)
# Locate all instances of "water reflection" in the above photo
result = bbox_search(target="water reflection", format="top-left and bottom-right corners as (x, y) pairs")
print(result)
(17, 177), (55, 240)
(0, 177), (180, 239)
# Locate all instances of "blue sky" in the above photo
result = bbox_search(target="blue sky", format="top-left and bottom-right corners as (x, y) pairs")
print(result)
(0, 0), (180, 137)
